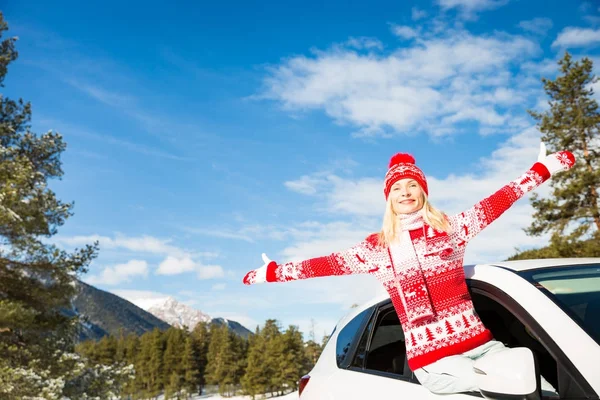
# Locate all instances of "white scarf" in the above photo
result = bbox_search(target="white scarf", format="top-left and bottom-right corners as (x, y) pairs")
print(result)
(390, 211), (435, 324)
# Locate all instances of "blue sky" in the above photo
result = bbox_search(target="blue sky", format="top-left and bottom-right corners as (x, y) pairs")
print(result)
(4, 0), (600, 340)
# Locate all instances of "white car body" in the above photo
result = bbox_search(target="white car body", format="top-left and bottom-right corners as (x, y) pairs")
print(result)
(299, 258), (600, 400)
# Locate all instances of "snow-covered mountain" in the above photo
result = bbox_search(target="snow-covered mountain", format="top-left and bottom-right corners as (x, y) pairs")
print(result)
(146, 296), (211, 330)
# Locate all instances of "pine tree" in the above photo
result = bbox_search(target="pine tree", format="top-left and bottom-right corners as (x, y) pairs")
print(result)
(462, 315), (471, 328)
(181, 335), (201, 397)
(242, 326), (268, 399)
(163, 328), (185, 390)
(0, 13), (137, 399)
(231, 331), (248, 391)
(148, 328), (166, 398)
(96, 335), (118, 365)
(279, 325), (307, 393)
(74, 339), (96, 362)
(115, 328), (127, 363)
(121, 334), (140, 398)
(261, 319), (284, 395)
(205, 323), (236, 396)
(125, 333), (140, 363)
(191, 321), (209, 394)
(527, 52), (600, 247)
(445, 320), (455, 335)
(135, 331), (154, 397)
(165, 370), (182, 400)
(425, 327), (435, 341)
(303, 339), (322, 369)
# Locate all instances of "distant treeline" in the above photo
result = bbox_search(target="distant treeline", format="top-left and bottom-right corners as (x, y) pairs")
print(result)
(76, 319), (328, 399)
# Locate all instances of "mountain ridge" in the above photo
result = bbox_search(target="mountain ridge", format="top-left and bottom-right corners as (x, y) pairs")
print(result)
(72, 280), (252, 340)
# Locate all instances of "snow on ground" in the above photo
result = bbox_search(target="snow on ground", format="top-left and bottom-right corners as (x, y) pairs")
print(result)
(153, 391), (299, 400)
(195, 393), (298, 399)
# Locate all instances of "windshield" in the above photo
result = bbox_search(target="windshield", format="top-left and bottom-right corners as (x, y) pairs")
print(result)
(520, 264), (600, 346)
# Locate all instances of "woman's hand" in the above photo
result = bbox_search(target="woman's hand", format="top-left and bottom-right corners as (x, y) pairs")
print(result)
(242, 253), (273, 285)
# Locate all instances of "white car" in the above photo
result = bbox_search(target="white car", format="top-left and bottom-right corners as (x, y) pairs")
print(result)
(298, 258), (600, 400)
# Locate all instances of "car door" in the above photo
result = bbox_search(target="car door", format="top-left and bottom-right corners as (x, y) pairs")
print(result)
(468, 279), (599, 399)
(326, 301), (476, 400)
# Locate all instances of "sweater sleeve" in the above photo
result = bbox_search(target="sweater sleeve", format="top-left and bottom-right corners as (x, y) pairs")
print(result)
(448, 162), (551, 244)
(265, 235), (379, 283)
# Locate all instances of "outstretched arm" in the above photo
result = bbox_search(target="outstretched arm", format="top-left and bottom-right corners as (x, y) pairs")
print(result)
(242, 237), (377, 285)
(449, 144), (575, 244)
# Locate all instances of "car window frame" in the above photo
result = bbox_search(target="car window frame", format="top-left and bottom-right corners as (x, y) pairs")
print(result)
(468, 279), (598, 400)
(336, 305), (377, 369)
(346, 300), (415, 382)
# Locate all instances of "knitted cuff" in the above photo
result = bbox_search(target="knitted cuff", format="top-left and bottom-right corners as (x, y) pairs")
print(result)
(265, 261), (278, 282)
(530, 162), (551, 181)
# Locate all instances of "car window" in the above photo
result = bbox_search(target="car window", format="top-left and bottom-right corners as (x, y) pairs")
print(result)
(364, 308), (406, 375)
(336, 307), (372, 368)
(349, 304), (410, 380)
(520, 264), (600, 347)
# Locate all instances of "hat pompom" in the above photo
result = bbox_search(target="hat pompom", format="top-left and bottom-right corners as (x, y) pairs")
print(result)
(389, 153), (416, 168)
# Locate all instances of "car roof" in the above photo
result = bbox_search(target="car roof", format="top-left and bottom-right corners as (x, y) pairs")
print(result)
(337, 257), (600, 327)
(471, 257), (600, 272)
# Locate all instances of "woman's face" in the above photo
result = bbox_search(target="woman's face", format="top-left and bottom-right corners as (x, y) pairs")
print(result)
(389, 178), (424, 215)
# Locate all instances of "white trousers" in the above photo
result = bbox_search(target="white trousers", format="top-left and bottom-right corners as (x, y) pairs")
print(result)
(413, 340), (557, 395)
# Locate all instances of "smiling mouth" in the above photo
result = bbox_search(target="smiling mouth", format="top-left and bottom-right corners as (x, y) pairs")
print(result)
(400, 200), (415, 204)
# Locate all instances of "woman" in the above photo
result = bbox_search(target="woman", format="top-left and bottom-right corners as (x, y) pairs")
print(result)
(242, 143), (574, 394)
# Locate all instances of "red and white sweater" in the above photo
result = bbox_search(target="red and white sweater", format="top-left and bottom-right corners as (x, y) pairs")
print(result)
(248, 158), (573, 371)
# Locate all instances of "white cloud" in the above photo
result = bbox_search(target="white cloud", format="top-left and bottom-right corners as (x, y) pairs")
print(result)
(180, 227), (255, 242)
(321, 176), (384, 216)
(518, 18), (553, 35)
(436, 0), (509, 19)
(262, 30), (538, 138)
(197, 251), (220, 259)
(278, 221), (376, 263)
(55, 233), (225, 277)
(284, 174), (325, 195)
(346, 37), (383, 50)
(183, 223), (289, 243)
(54, 234), (184, 256)
(197, 264), (225, 279)
(552, 27), (600, 48)
(156, 255), (225, 279)
(412, 7), (428, 21)
(65, 79), (135, 109)
(86, 260), (148, 286)
(284, 173), (384, 216)
(157, 256), (196, 275)
(391, 25), (418, 40)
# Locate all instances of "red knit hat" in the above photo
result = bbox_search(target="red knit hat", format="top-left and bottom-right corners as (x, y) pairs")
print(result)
(384, 153), (428, 199)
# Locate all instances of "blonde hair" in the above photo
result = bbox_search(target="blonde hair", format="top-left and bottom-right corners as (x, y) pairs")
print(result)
(377, 190), (451, 248)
